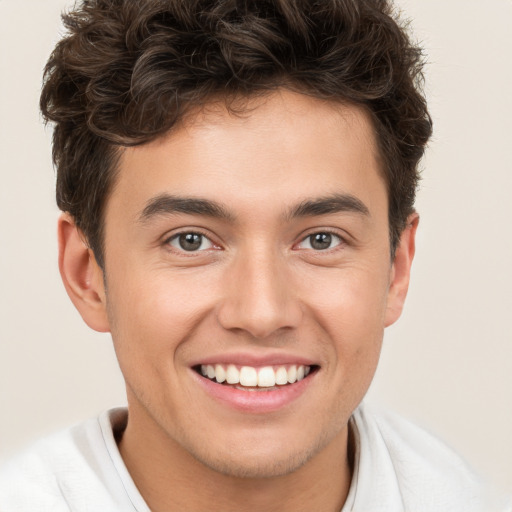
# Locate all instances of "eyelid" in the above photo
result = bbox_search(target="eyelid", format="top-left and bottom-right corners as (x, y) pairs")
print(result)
(163, 228), (222, 254)
(294, 229), (346, 251)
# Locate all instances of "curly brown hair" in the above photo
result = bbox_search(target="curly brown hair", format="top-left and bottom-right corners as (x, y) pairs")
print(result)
(41, 0), (432, 269)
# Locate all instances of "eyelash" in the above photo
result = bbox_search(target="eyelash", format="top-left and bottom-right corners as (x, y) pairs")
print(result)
(295, 230), (346, 252)
(164, 230), (220, 255)
(163, 229), (346, 255)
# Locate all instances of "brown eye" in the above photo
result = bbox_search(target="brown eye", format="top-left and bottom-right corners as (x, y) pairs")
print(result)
(169, 232), (213, 252)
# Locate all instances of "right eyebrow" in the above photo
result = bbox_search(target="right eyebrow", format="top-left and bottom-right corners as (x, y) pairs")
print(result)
(286, 193), (370, 220)
(138, 194), (235, 223)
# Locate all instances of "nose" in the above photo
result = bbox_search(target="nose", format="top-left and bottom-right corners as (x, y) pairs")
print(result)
(216, 249), (303, 339)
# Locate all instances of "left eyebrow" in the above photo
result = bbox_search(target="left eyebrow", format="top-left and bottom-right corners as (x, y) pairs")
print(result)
(138, 194), (235, 223)
(286, 193), (370, 220)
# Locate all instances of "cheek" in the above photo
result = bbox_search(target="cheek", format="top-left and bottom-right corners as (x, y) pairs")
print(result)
(104, 271), (214, 416)
(106, 267), (220, 357)
(301, 265), (390, 339)
(299, 266), (388, 385)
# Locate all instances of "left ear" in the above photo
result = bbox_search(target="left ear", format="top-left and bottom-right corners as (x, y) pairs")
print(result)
(58, 213), (110, 332)
(384, 213), (419, 327)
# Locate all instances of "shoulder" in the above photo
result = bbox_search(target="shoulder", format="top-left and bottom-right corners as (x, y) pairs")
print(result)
(348, 403), (511, 512)
(358, 404), (479, 481)
(0, 416), (101, 511)
(0, 408), (141, 512)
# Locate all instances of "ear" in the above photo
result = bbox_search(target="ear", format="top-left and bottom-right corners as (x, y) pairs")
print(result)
(58, 213), (110, 332)
(384, 213), (419, 327)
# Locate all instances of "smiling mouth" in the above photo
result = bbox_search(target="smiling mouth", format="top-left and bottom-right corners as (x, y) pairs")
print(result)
(194, 364), (319, 391)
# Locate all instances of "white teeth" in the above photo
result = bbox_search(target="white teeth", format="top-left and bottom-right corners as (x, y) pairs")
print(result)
(239, 366), (258, 386)
(226, 364), (240, 384)
(257, 366), (276, 387)
(215, 364), (226, 383)
(200, 363), (313, 387)
(287, 365), (297, 384)
(275, 366), (288, 385)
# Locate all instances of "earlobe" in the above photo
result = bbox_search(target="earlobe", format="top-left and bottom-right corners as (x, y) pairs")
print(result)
(384, 213), (419, 327)
(58, 213), (110, 333)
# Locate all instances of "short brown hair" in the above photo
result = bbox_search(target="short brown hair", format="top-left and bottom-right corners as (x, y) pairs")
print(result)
(41, 0), (432, 268)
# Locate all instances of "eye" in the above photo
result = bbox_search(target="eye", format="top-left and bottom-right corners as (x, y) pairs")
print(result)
(297, 232), (343, 251)
(168, 232), (215, 252)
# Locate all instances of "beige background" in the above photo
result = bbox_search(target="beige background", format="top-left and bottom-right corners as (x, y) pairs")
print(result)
(1, 0), (511, 492)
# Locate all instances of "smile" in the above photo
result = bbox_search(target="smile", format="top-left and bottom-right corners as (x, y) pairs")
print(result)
(191, 357), (319, 413)
(198, 364), (313, 390)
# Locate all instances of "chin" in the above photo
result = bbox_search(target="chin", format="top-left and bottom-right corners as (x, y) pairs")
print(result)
(194, 449), (312, 479)
(188, 430), (333, 479)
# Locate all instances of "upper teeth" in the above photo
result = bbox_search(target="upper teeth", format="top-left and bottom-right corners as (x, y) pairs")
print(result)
(200, 364), (311, 387)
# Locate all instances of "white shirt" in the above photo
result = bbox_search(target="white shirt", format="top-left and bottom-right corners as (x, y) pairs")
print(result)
(0, 404), (509, 511)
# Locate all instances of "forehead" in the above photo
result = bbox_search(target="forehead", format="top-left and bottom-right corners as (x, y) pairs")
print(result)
(109, 90), (385, 221)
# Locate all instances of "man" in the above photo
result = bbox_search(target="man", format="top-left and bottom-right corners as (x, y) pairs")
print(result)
(0, 0), (509, 510)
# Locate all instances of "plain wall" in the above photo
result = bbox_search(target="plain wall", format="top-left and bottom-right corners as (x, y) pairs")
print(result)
(1, 0), (511, 492)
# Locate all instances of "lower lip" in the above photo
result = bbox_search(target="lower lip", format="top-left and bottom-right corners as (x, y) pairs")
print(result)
(191, 370), (316, 414)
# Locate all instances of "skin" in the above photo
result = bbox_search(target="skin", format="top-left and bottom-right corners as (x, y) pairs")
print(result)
(59, 90), (417, 512)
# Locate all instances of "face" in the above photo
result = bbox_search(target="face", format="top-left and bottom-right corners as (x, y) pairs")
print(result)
(93, 90), (410, 478)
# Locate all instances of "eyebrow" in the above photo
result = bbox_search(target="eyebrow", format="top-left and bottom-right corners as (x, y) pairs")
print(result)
(287, 193), (370, 219)
(138, 192), (370, 224)
(139, 194), (235, 223)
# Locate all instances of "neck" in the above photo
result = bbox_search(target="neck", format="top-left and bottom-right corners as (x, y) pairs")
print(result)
(118, 404), (354, 512)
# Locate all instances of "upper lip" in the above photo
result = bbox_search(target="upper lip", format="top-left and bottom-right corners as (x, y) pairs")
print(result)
(189, 352), (319, 368)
